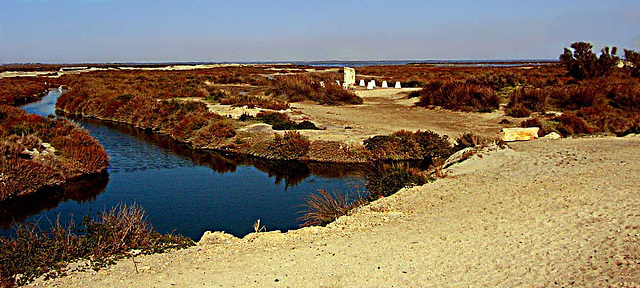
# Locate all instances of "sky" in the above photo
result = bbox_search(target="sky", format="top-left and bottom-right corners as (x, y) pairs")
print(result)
(1, 0), (639, 63)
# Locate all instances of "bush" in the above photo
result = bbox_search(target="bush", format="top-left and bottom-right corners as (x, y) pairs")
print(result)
(363, 130), (452, 161)
(508, 87), (548, 113)
(553, 112), (593, 136)
(505, 103), (532, 118)
(255, 112), (319, 130)
(415, 80), (500, 112)
(250, 131), (311, 160)
(298, 189), (363, 227)
(365, 163), (432, 200)
(0, 204), (193, 286)
(271, 75), (363, 105)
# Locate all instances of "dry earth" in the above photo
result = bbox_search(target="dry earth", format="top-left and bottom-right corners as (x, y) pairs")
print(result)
(207, 87), (508, 144)
(28, 136), (640, 287)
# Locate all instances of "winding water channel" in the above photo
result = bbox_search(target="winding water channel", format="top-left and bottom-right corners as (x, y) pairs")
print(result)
(1, 90), (365, 239)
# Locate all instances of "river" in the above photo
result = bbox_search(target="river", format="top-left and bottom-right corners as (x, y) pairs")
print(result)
(1, 89), (365, 239)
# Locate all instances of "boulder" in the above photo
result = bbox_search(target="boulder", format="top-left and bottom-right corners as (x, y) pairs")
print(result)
(499, 127), (539, 142)
(543, 132), (561, 140)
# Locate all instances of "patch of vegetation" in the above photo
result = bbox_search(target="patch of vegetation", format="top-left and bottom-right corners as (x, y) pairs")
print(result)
(219, 94), (289, 110)
(414, 80), (500, 112)
(363, 130), (453, 161)
(271, 74), (363, 105)
(0, 203), (194, 287)
(365, 162), (432, 200)
(298, 189), (364, 227)
(255, 111), (319, 130)
(0, 105), (109, 200)
(249, 131), (311, 160)
(0, 77), (55, 106)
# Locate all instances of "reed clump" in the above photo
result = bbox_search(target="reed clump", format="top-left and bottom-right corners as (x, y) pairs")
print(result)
(0, 203), (193, 287)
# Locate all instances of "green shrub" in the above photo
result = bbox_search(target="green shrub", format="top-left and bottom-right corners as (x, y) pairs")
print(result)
(363, 130), (452, 161)
(365, 163), (432, 200)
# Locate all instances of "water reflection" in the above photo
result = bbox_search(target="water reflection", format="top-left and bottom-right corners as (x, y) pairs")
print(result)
(74, 117), (366, 188)
(0, 173), (109, 228)
(4, 90), (366, 238)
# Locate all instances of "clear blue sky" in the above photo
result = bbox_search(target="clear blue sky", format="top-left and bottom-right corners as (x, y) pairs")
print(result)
(1, 0), (639, 63)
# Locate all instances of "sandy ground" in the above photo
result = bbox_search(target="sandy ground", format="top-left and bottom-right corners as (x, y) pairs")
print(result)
(289, 88), (505, 143)
(205, 87), (507, 144)
(28, 136), (640, 287)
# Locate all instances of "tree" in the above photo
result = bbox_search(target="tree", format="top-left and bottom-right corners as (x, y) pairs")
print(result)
(624, 49), (640, 77)
(560, 42), (619, 80)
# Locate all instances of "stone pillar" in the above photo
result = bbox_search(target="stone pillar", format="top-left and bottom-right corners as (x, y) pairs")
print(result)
(343, 67), (356, 86)
(382, 81), (388, 88)
(359, 79), (365, 86)
(395, 81), (401, 89)
(367, 81), (374, 90)
(370, 80), (376, 87)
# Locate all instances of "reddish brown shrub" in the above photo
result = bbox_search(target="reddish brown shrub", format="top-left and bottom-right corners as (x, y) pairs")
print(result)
(553, 112), (593, 136)
(415, 80), (500, 112)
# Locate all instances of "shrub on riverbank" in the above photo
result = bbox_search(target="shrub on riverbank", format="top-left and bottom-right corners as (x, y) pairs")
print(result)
(365, 163), (432, 200)
(363, 130), (453, 161)
(0, 77), (55, 106)
(299, 189), (364, 227)
(0, 105), (109, 200)
(249, 131), (311, 160)
(0, 203), (193, 287)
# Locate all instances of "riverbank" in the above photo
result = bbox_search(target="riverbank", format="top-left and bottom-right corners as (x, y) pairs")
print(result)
(0, 104), (109, 201)
(28, 136), (640, 287)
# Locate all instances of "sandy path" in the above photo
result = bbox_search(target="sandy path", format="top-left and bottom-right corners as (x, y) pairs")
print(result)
(29, 137), (640, 287)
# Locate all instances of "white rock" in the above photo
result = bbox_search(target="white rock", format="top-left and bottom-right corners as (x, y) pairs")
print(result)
(359, 79), (365, 86)
(395, 81), (401, 89)
(370, 80), (376, 87)
(499, 127), (539, 142)
(543, 132), (561, 140)
(319, 81), (325, 87)
(382, 81), (388, 88)
(198, 231), (239, 245)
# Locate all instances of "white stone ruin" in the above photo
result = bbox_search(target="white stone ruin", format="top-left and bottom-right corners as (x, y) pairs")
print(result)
(336, 80), (341, 85)
(359, 79), (365, 86)
(382, 81), (388, 88)
(319, 81), (325, 88)
(343, 67), (356, 86)
(395, 81), (401, 89)
(370, 80), (376, 87)
(367, 81), (374, 90)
